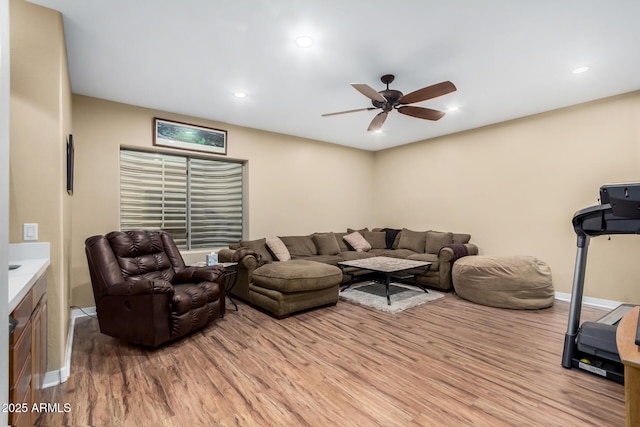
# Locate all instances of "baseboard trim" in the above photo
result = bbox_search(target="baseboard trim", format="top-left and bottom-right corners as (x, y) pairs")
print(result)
(554, 292), (623, 310)
(42, 306), (97, 389)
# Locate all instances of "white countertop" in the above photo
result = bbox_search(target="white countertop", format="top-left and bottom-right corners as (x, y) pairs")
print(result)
(8, 242), (50, 313)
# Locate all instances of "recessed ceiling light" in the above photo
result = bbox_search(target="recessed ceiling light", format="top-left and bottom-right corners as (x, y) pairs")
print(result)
(374, 129), (383, 134)
(447, 106), (459, 112)
(572, 66), (590, 74)
(295, 36), (313, 48)
(233, 92), (247, 98)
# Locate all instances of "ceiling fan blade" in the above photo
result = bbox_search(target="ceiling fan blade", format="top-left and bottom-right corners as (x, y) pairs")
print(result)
(367, 111), (388, 132)
(321, 107), (376, 117)
(352, 83), (387, 103)
(397, 106), (446, 121)
(399, 81), (457, 105)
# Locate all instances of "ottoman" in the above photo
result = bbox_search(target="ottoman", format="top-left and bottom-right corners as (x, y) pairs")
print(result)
(452, 255), (554, 309)
(250, 259), (342, 318)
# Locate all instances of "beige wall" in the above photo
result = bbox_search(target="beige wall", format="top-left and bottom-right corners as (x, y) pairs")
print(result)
(70, 95), (375, 307)
(9, 0), (72, 371)
(374, 91), (640, 303)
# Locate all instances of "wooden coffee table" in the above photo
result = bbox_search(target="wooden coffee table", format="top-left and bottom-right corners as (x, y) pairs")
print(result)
(337, 256), (432, 305)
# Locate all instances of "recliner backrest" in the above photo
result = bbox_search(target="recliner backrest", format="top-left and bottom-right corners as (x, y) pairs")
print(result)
(106, 230), (174, 282)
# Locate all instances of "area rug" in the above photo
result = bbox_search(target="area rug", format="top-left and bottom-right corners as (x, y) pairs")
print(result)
(339, 282), (445, 314)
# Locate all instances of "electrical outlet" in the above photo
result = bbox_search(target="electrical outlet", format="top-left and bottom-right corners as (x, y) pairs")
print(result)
(24, 223), (38, 241)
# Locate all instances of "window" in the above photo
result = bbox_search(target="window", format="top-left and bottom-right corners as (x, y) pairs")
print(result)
(120, 149), (243, 249)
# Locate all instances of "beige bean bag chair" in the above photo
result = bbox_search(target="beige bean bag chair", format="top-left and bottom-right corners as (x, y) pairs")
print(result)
(452, 255), (554, 309)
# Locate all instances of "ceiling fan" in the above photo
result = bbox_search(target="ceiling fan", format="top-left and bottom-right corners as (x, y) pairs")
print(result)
(322, 74), (457, 132)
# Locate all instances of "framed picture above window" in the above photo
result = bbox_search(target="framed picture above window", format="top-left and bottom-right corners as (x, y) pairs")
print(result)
(153, 117), (227, 155)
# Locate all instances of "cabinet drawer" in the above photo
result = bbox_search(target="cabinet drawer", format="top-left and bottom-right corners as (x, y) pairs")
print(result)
(10, 289), (32, 344)
(10, 320), (32, 386)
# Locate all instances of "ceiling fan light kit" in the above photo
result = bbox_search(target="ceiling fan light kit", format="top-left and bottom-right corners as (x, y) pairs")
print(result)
(322, 74), (457, 132)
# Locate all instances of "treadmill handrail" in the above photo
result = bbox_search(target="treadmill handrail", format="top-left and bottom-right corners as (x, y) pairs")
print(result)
(573, 203), (640, 237)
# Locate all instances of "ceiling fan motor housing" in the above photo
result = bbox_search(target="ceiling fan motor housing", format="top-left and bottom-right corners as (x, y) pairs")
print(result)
(373, 89), (403, 111)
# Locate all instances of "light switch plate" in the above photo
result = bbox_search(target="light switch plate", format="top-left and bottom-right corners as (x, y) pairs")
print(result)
(24, 223), (38, 241)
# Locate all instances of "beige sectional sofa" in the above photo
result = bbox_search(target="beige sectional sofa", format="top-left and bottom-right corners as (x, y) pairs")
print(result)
(218, 227), (478, 316)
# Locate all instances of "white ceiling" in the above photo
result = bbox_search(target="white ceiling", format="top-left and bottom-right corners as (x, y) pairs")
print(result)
(28, 0), (640, 151)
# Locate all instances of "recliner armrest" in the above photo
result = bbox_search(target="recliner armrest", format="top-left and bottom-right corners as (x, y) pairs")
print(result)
(104, 279), (175, 297)
(174, 266), (224, 283)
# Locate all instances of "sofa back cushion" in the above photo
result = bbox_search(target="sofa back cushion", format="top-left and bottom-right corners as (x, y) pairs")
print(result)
(453, 233), (471, 244)
(334, 232), (351, 252)
(313, 233), (341, 255)
(240, 238), (274, 262)
(279, 235), (318, 257)
(426, 231), (454, 254)
(362, 231), (386, 249)
(398, 228), (427, 253)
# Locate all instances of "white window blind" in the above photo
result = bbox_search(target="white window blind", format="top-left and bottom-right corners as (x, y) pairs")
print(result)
(120, 149), (243, 249)
(189, 158), (243, 248)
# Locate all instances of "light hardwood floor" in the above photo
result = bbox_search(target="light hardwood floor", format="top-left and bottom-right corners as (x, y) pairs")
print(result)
(37, 295), (625, 426)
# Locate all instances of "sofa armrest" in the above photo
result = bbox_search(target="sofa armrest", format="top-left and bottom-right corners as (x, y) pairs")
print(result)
(438, 243), (478, 262)
(464, 243), (479, 256)
(218, 248), (236, 263)
(218, 248), (261, 270)
(104, 279), (175, 297)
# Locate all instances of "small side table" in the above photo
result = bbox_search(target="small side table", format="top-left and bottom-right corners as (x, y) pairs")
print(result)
(220, 262), (239, 311)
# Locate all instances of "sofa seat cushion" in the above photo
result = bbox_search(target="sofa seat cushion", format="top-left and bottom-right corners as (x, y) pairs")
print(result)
(301, 255), (343, 265)
(452, 255), (554, 309)
(252, 260), (342, 293)
(407, 253), (439, 271)
(370, 248), (419, 259)
(339, 251), (377, 261)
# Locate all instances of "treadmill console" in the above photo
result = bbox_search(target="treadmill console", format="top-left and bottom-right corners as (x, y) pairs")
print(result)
(600, 183), (640, 219)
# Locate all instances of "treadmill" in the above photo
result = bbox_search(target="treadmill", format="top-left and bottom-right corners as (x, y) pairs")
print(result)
(561, 183), (640, 384)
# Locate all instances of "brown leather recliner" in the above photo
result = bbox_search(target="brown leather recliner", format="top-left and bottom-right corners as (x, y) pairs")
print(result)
(85, 230), (225, 347)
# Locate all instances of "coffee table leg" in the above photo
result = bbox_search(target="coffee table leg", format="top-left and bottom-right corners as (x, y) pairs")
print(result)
(385, 274), (392, 305)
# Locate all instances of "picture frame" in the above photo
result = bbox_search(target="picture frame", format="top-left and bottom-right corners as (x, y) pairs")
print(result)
(153, 118), (227, 155)
(66, 134), (74, 195)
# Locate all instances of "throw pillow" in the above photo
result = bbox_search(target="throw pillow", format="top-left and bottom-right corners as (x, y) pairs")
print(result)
(239, 238), (274, 262)
(362, 231), (386, 249)
(381, 228), (402, 249)
(266, 237), (291, 261)
(425, 231), (454, 254)
(397, 228), (427, 253)
(343, 231), (372, 252)
(313, 233), (341, 255)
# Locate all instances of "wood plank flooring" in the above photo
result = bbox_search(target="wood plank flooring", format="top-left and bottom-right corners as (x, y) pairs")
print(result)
(37, 295), (625, 426)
